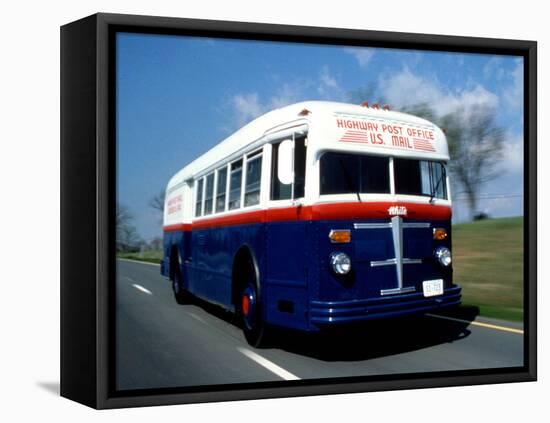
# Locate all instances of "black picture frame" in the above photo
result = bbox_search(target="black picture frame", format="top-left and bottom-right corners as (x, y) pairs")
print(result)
(60, 12), (537, 409)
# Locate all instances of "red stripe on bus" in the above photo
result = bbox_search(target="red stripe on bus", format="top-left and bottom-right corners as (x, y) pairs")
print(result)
(193, 210), (266, 229)
(309, 202), (450, 220)
(163, 223), (193, 232)
(163, 202), (451, 232)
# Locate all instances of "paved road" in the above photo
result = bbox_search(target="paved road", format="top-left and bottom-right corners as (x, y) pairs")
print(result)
(116, 259), (524, 391)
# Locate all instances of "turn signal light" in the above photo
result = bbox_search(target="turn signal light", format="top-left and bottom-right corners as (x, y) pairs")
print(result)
(433, 228), (448, 240)
(329, 229), (351, 243)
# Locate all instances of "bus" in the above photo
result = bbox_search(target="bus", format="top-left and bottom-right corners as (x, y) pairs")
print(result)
(161, 101), (461, 347)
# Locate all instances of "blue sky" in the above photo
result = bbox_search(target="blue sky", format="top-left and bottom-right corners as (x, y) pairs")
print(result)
(117, 32), (524, 240)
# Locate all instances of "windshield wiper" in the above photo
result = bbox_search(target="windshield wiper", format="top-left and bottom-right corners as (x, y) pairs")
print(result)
(338, 158), (361, 202)
(429, 166), (446, 204)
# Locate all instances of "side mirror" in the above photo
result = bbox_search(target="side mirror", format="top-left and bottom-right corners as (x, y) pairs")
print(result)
(277, 139), (294, 185)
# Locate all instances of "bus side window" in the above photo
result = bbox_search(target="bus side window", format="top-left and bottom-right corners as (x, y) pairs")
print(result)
(245, 151), (262, 207)
(228, 159), (243, 210)
(293, 136), (306, 199)
(204, 173), (214, 215)
(195, 177), (204, 217)
(271, 142), (292, 200)
(215, 167), (227, 213)
(270, 135), (307, 201)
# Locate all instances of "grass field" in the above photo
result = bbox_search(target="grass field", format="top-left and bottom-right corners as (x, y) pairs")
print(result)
(117, 216), (524, 322)
(118, 250), (163, 264)
(452, 216), (524, 322)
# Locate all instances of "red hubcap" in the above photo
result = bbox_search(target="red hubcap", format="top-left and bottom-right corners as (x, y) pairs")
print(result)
(242, 294), (250, 316)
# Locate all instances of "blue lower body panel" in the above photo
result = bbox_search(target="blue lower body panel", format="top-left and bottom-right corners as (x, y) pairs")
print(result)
(309, 285), (461, 326)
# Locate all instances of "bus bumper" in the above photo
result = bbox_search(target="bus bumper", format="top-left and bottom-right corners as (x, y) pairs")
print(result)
(309, 284), (461, 326)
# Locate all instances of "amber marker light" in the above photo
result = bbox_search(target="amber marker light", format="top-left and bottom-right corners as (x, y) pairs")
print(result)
(433, 228), (448, 241)
(329, 229), (351, 243)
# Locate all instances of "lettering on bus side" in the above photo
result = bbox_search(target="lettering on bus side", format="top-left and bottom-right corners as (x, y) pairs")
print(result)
(167, 194), (182, 215)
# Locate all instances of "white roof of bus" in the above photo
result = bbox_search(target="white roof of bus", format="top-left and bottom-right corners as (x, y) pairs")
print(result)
(167, 101), (446, 189)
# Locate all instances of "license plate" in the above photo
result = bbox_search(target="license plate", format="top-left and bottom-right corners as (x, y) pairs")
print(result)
(422, 279), (444, 297)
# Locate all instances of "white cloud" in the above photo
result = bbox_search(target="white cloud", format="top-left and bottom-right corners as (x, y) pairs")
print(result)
(227, 84), (305, 131)
(268, 82), (306, 109)
(378, 67), (499, 116)
(319, 66), (338, 89)
(231, 93), (263, 127)
(502, 60), (523, 112)
(227, 69), (344, 129)
(344, 47), (376, 69)
(317, 66), (345, 100)
(229, 81), (306, 127)
(378, 68), (441, 109)
(483, 57), (506, 81)
(500, 132), (524, 173)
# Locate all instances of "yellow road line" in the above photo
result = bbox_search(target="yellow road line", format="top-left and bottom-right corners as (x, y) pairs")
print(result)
(426, 313), (524, 335)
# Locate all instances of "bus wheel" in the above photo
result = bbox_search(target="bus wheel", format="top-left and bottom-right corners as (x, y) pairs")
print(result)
(171, 255), (189, 305)
(241, 277), (268, 347)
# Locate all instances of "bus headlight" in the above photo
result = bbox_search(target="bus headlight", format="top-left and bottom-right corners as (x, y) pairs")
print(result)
(434, 246), (452, 267)
(330, 252), (351, 275)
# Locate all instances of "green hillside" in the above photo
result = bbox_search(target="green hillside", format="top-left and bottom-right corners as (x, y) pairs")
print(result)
(118, 250), (163, 264)
(452, 216), (524, 322)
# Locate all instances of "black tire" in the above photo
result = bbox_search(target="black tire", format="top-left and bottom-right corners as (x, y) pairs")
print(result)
(171, 253), (190, 304)
(239, 262), (268, 347)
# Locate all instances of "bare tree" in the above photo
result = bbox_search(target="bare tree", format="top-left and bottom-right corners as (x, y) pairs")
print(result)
(439, 104), (505, 219)
(148, 236), (163, 252)
(116, 202), (142, 252)
(346, 83), (387, 106)
(346, 80), (506, 221)
(116, 202), (133, 228)
(118, 225), (141, 252)
(400, 102), (437, 122)
(397, 102), (505, 219)
(149, 189), (166, 230)
(149, 189), (165, 213)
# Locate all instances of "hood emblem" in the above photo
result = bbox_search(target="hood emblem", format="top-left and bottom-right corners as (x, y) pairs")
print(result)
(388, 205), (407, 217)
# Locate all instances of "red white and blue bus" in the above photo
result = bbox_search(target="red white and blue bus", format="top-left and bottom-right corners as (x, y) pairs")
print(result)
(161, 101), (461, 346)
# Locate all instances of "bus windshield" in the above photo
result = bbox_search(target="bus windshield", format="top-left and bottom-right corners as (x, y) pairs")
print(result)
(320, 152), (390, 195)
(320, 152), (447, 200)
(394, 158), (447, 200)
